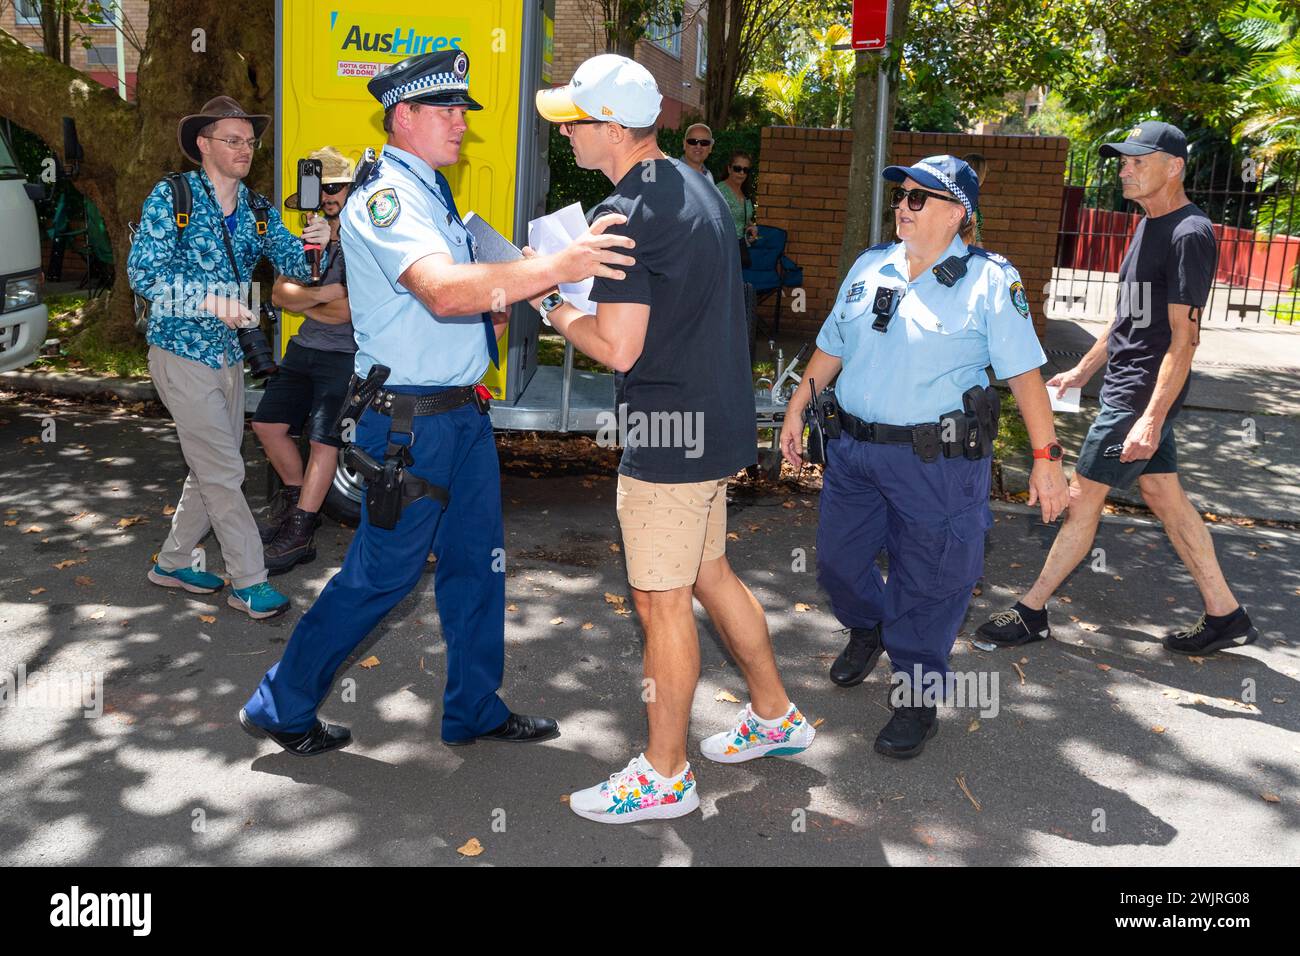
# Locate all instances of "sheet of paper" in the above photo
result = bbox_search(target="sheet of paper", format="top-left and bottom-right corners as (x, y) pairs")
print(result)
(527, 202), (596, 315)
(1047, 385), (1082, 413)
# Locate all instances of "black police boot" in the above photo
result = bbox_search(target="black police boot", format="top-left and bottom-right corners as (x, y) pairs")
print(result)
(257, 484), (301, 544)
(874, 701), (938, 759)
(829, 625), (884, 687)
(976, 601), (1050, 646)
(264, 507), (319, 575)
(1164, 608), (1259, 656)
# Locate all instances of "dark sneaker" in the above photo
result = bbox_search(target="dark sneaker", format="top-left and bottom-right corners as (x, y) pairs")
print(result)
(1164, 609), (1259, 656)
(264, 508), (319, 575)
(257, 484), (301, 544)
(874, 703), (938, 759)
(829, 625), (884, 686)
(977, 602), (1050, 646)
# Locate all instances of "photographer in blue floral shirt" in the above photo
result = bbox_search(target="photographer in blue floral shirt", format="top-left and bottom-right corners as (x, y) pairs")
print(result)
(127, 96), (329, 620)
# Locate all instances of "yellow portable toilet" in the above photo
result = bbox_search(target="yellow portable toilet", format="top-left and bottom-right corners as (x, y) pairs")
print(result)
(274, 0), (555, 403)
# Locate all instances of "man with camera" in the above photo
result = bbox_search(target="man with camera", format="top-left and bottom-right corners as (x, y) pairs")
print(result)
(127, 96), (330, 620)
(252, 146), (357, 574)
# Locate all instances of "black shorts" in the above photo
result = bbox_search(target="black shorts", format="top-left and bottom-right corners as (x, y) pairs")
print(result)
(1074, 402), (1178, 490)
(252, 339), (355, 447)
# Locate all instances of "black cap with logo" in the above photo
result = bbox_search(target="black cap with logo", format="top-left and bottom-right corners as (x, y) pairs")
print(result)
(1100, 121), (1188, 160)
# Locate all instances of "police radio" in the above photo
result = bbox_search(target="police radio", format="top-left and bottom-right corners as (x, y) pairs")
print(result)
(296, 158), (323, 283)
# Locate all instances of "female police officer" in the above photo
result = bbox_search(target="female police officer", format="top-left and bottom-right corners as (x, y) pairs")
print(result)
(780, 155), (1069, 759)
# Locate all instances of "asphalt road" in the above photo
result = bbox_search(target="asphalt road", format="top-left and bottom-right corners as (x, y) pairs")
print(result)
(1, 397), (1297, 865)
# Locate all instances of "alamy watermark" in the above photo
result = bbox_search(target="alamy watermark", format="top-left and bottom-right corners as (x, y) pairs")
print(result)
(0, 665), (104, 718)
(596, 403), (705, 459)
(889, 665), (1000, 718)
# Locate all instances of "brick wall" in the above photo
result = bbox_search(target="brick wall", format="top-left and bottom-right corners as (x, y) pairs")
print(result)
(550, 0), (704, 128)
(757, 128), (1069, 339)
(2, 0), (149, 97)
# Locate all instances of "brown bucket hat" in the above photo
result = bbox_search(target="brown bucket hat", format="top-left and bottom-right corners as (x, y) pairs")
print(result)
(177, 95), (271, 165)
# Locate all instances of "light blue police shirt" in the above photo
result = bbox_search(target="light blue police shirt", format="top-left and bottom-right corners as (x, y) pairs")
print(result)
(816, 235), (1046, 425)
(340, 145), (489, 387)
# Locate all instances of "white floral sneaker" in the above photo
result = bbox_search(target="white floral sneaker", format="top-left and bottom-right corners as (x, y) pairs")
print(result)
(569, 754), (699, 824)
(700, 701), (816, 764)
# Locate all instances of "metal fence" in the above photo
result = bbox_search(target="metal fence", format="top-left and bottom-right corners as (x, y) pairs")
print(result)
(1049, 147), (1300, 325)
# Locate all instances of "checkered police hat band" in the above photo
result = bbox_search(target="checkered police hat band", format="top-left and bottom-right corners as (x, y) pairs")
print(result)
(381, 71), (470, 109)
(914, 161), (972, 216)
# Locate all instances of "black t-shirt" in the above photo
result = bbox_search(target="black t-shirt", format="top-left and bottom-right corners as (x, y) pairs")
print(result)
(588, 157), (757, 482)
(1100, 203), (1216, 418)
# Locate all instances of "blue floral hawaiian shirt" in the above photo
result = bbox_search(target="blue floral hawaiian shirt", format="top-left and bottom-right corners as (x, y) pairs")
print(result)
(127, 168), (317, 369)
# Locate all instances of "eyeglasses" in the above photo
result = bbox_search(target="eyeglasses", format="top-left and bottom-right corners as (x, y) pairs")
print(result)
(560, 119), (604, 133)
(889, 186), (963, 212)
(321, 182), (349, 195)
(203, 135), (260, 152)
(731, 165), (751, 174)
(685, 138), (713, 146)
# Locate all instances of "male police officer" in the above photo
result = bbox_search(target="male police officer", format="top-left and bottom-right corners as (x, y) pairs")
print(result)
(780, 156), (1067, 758)
(239, 50), (636, 755)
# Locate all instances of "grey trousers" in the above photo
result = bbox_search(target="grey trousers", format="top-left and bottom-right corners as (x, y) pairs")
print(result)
(148, 345), (267, 589)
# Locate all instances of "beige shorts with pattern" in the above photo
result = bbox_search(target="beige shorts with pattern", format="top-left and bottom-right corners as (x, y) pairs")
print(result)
(616, 474), (729, 591)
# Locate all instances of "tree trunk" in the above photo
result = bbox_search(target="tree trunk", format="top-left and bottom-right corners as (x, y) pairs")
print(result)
(0, 0), (276, 345)
(837, 0), (909, 282)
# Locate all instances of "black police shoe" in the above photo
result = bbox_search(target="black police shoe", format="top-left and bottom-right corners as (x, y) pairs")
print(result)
(1164, 609), (1259, 656)
(264, 507), (319, 575)
(976, 602), (1050, 646)
(873, 703), (938, 759)
(829, 625), (884, 686)
(443, 712), (560, 746)
(257, 484), (301, 544)
(239, 707), (352, 757)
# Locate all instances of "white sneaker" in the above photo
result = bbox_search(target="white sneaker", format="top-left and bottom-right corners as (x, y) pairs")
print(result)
(569, 754), (700, 824)
(700, 702), (816, 764)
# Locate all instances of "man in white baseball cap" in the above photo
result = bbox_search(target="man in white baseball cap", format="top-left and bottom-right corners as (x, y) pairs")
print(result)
(532, 56), (816, 826)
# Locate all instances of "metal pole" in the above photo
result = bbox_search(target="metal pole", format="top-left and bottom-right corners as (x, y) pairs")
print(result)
(869, 53), (888, 246)
(112, 1), (127, 100)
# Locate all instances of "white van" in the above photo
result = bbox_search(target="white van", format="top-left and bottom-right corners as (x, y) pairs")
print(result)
(0, 125), (47, 373)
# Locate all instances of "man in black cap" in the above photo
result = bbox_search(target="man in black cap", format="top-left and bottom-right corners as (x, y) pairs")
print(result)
(979, 121), (1258, 657)
(240, 50), (636, 756)
(127, 96), (331, 621)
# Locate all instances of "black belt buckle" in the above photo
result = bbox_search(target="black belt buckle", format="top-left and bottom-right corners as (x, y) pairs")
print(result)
(912, 423), (941, 463)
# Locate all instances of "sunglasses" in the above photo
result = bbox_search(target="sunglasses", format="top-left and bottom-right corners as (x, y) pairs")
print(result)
(889, 186), (963, 212)
(731, 165), (751, 174)
(685, 138), (713, 146)
(321, 182), (349, 195)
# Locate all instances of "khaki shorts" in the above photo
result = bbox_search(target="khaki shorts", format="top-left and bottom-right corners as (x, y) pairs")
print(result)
(616, 474), (729, 591)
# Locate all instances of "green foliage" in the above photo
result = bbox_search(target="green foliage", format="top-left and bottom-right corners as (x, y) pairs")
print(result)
(1224, 0), (1300, 163)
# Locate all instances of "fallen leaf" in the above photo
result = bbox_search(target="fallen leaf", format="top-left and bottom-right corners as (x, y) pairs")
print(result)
(162, 504), (176, 516)
(359, 656), (381, 669)
(198, 614), (216, 624)
(794, 602), (812, 612)
(3, 520), (15, 527)
(74, 576), (93, 587)
(1151, 725), (1166, 734)
(506, 603), (518, 612)
(1009, 562), (1022, 569)
(603, 592), (626, 606)
(1079, 622), (1100, 632)
(53, 558), (86, 570)
(1188, 656), (1207, 665)
(1059, 595), (1072, 604)
(1097, 663), (1111, 672)
(456, 837), (484, 857)
(560, 794), (570, 804)
(550, 617), (564, 625)
(782, 500), (796, 509)
(419, 657), (425, 672)
(1261, 792), (1280, 804)
(726, 532), (739, 541)
(28, 587), (46, 595)
(90, 610), (106, 620)
(608, 542), (620, 553)
(967, 718), (980, 733)
(581, 622), (594, 630)
(22, 525), (43, 534)
(1123, 526), (1135, 534)
(614, 607), (631, 617)
(21, 436), (39, 444)
(714, 689), (740, 703)
(116, 515), (145, 529)
(812, 717), (824, 728)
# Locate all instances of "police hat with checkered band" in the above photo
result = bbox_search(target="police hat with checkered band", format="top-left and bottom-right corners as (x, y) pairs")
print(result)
(367, 49), (482, 111)
(882, 154), (979, 221)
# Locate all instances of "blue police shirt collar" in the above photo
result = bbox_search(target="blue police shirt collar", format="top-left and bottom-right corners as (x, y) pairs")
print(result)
(882, 233), (968, 283)
(382, 145), (445, 196)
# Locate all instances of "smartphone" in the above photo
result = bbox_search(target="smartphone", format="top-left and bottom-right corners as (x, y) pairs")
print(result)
(296, 159), (322, 211)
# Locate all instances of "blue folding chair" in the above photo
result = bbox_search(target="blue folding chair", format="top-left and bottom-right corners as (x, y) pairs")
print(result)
(741, 225), (803, 338)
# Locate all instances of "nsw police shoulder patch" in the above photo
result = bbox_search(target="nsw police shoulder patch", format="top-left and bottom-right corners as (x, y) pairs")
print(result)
(1009, 280), (1030, 318)
(367, 188), (400, 227)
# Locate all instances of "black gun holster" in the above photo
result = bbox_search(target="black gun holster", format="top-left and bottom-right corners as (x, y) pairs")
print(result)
(960, 384), (1001, 460)
(334, 364), (450, 531)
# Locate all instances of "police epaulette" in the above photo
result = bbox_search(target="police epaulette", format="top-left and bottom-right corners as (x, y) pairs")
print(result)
(860, 240), (898, 256)
(967, 246), (1011, 267)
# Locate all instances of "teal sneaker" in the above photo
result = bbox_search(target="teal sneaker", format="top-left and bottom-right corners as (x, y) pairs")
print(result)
(227, 582), (290, 620)
(147, 563), (225, 594)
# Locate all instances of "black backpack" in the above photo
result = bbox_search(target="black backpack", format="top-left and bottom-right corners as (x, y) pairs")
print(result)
(130, 173), (269, 333)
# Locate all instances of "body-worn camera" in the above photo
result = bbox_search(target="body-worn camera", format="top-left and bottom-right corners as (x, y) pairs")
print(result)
(872, 286), (901, 332)
(238, 302), (279, 379)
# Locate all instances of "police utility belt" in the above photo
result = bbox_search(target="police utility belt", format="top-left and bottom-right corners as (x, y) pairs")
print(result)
(332, 364), (491, 530)
(804, 383), (1000, 465)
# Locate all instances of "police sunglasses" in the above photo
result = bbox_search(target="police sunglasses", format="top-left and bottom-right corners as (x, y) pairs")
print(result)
(890, 186), (963, 211)
(685, 138), (713, 146)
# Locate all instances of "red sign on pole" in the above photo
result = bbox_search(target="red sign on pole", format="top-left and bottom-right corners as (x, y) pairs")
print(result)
(851, 0), (892, 50)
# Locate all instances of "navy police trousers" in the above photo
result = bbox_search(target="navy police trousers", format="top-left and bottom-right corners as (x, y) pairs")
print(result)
(244, 386), (511, 742)
(816, 435), (993, 685)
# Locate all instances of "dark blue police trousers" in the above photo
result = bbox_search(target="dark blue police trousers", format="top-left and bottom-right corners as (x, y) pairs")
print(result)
(816, 435), (993, 686)
(244, 386), (511, 742)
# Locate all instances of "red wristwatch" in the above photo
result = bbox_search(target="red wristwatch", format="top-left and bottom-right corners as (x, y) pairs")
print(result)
(1033, 442), (1064, 462)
